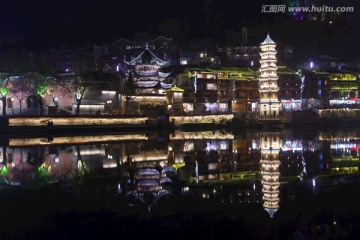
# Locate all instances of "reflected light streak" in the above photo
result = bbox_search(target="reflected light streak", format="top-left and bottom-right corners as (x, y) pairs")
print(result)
(9, 134), (148, 147)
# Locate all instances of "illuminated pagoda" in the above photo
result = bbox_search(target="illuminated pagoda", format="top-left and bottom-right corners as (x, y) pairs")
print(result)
(259, 132), (281, 218)
(258, 34), (280, 120)
(124, 43), (174, 94)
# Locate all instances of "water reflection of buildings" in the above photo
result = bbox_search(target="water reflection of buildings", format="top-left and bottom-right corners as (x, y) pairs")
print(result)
(0, 134), (150, 187)
(318, 132), (360, 175)
(280, 139), (304, 178)
(259, 132), (281, 218)
(0, 145), (75, 186)
(126, 166), (175, 212)
(168, 131), (235, 183)
(2, 131), (360, 214)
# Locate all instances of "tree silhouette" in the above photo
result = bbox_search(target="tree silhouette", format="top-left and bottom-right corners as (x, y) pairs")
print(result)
(74, 64), (99, 116)
(123, 71), (136, 115)
(11, 75), (33, 116)
(33, 74), (51, 116)
(102, 72), (124, 114)
(27, 55), (57, 116)
(0, 76), (10, 116)
(18, 72), (54, 116)
(0, 46), (30, 116)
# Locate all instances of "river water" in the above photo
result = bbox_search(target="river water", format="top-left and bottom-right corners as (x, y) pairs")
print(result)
(1, 129), (360, 239)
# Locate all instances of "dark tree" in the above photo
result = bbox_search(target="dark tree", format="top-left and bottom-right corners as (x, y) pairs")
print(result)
(0, 45), (30, 116)
(123, 71), (136, 115)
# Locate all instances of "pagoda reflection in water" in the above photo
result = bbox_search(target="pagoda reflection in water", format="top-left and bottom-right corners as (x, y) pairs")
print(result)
(259, 132), (281, 218)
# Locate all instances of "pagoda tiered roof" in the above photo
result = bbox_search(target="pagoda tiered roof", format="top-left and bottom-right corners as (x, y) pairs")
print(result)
(132, 79), (175, 89)
(125, 44), (173, 90)
(133, 79), (174, 89)
(124, 44), (170, 66)
(132, 67), (171, 78)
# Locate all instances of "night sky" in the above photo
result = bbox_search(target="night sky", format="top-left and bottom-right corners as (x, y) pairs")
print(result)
(0, 0), (270, 47)
(1, 0), (360, 52)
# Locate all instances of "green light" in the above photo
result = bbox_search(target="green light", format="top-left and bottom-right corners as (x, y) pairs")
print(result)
(0, 87), (9, 97)
(287, 0), (298, 8)
(172, 163), (185, 170)
(33, 76), (48, 96)
(0, 165), (9, 175)
(35, 82), (47, 95)
(37, 165), (48, 177)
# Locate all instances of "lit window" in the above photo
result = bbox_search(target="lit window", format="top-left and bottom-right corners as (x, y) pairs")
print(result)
(180, 60), (188, 65)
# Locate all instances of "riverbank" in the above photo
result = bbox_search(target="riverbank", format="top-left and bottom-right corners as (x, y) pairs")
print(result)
(0, 115), (166, 135)
(2, 112), (360, 138)
(0, 113), (236, 136)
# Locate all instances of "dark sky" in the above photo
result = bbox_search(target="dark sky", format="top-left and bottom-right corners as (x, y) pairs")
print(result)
(0, 0), (107, 46)
(0, 0), (266, 49)
(1, 0), (360, 51)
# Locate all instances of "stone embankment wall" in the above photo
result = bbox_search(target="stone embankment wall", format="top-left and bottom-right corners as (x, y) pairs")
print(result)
(8, 116), (148, 127)
(169, 114), (234, 125)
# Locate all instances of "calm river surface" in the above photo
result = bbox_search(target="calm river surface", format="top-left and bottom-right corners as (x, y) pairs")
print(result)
(1, 129), (360, 239)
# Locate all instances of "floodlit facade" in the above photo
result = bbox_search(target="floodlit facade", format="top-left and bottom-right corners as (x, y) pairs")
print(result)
(179, 68), (258, 115)
(277, 66), (303, 111)
(258, 34), (280, 120)
(3, 33), (360, 118)
(124, 43), (173, 91)
(123, 43), (174, 115)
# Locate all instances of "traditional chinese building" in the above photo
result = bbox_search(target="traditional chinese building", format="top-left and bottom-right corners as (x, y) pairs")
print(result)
(122, 43), (174, 115)
(177, 67), (258, 115)
(95, 36), (175, 73)
(277, 66), (303, 111)
(216, 45), (260, 68)
(302, 68), (360, 109)
(124, 43), (173, 92)
(328, 69), (359, 107)
(33, 43), (97, 73)
(258, 34), (280, 120)
(302, 69), (329, 109)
